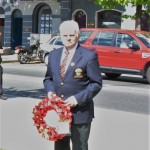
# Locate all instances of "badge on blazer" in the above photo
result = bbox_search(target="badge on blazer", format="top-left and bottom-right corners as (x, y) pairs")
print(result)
(74, 68), (83, 78)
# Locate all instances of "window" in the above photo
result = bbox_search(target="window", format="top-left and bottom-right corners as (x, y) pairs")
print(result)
(97, 10), (121, 29)
(74, 10), (86, 28)
(93, 32), (114, 46)
(39, 6), (52, 34)
(79, 31), (92, 43)
(55, 38), (63, 45)
(116, 33), (138, 49)
(136, 33), (150, 48)
(49, 38), (56, 45)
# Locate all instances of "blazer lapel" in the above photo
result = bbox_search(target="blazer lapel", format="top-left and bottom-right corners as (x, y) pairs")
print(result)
(63, 45), (82, 80)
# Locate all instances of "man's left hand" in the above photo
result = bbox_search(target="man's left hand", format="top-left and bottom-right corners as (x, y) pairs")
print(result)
(64, 96), (78, 107)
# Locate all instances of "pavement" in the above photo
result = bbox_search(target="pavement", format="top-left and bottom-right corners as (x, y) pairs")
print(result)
(1, 54), (18, 63)
(0, 96), (149, 150)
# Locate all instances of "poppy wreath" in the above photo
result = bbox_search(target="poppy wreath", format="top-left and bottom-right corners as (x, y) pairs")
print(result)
(32, 96), (72, 141)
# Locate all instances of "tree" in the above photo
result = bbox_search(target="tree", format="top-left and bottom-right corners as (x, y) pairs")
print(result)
(92, 0), (150, 30)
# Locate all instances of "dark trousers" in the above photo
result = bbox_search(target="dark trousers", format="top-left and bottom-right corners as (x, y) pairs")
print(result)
(0, 65), (3, 95)
(55, 122), (91, 150)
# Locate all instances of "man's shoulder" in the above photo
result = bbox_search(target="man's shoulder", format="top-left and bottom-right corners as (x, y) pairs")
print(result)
(50, 47), (62, 55)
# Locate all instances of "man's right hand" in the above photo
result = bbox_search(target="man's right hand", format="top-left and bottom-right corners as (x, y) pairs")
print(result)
(0, 49), (4, 54)
(48, 91), (56, 99)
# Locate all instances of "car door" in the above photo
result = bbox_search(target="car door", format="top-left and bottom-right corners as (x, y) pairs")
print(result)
(112, 33), (142, 70)
(87, 31), (116, 67)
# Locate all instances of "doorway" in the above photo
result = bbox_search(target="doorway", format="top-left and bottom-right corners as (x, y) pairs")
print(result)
(11, 9), (23, 49)
(97, 10), (121, 29)
(73, 10), (86, 28)
(0, 7), (5, 45)
(32, 4), (52, 34)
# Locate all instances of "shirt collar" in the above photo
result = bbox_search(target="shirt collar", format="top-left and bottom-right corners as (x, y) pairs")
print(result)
(63, 43), (78, 53)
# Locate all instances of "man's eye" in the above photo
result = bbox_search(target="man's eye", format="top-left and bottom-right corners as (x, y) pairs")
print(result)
(63, 35), (75, 37)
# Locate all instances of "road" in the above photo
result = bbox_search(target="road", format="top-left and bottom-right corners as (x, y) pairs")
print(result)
(2, 63), (149, 115)
(1, 63), (149, 150)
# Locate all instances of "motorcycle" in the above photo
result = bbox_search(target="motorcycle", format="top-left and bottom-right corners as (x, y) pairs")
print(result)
(15, 40), (44, 64)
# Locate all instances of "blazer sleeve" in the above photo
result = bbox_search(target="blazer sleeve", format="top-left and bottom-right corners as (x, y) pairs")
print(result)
(74, 52), (103, 106)
(43, 52), (55, 93)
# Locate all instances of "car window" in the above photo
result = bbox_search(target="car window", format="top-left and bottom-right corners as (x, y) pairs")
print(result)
(79, 31), (92, 44)
(92, 32), (114, 46)
(49, 38), (56, 45)
(55, 37), (63, 45)
(136, 33), (150, 48)
(116, 33), (138, 49)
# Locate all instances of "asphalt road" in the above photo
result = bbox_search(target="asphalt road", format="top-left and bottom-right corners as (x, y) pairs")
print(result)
(2, 63), (150, 115)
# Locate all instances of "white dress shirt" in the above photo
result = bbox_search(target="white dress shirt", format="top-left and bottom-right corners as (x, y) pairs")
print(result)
(60, 43), (78, 74)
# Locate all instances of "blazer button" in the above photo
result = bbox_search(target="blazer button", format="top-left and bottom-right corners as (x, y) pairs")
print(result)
(60, 82), (64, 85)
(61, 95), (64, 98)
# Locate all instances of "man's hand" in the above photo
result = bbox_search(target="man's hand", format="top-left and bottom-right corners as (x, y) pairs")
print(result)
(48, 91), (56, 99)
(48, 92), (62, 102)
(64, 96), (78, 107)
(0, 49), (4, 54)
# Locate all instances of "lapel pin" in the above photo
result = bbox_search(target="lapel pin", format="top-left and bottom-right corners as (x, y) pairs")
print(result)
(71, 62), (75, 66)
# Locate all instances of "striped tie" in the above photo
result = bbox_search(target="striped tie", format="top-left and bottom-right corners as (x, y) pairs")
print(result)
(60, 50), (70, 78)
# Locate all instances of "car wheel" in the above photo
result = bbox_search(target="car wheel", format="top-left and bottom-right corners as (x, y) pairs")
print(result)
(105, 73), (121, 78)
(146, 66), (150, 84)
(44, 54), (49, 66)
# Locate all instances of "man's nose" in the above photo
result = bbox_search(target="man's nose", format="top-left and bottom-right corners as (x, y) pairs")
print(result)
(66, 35), (71, 39)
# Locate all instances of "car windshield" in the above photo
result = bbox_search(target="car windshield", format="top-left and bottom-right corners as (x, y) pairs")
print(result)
(55, 37), (63, 45)
(79, 31), (92, 43)
(136, 33), (150, 48)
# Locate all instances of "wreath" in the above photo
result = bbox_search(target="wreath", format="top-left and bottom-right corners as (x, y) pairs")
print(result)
(32, 96), (72, 141)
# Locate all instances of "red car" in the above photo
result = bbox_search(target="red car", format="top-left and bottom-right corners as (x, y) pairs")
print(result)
(79, 28), (150, 84)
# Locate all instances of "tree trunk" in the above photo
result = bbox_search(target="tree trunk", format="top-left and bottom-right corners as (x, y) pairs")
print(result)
(135, 5), (142, 30)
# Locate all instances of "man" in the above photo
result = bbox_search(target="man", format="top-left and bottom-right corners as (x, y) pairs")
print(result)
(44, 20), (102, 150)
(0, 32), (7, 100)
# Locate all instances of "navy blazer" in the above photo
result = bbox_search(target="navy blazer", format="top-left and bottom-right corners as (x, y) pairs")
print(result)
(43, 45), (102, 124)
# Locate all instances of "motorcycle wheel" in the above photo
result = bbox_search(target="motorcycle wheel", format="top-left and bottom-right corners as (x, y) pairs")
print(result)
(18, 51), (29, 64)
(38, 50), (44, 63)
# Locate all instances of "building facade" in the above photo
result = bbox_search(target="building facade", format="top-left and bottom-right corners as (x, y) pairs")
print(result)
(0, 0), (149, 50)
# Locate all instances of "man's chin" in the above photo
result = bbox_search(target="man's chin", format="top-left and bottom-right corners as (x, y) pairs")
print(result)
(65, 44), (76, 50)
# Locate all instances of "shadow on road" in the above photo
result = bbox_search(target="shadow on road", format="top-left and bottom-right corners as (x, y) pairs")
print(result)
(4, 87), (46, 100)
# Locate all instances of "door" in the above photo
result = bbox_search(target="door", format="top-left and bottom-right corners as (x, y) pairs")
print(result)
(113, 33), (142, 70)
(89, 31), (116, 67)
(11, 9), (23, 49)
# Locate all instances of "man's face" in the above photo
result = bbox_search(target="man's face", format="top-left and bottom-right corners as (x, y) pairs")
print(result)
(60, 28), (79, 50)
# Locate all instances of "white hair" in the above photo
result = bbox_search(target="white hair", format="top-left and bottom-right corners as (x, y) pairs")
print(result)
(59, 20), (80, 36)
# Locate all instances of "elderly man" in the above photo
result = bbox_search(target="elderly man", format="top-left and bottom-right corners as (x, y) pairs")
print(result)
(44, 20), (102, 150)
